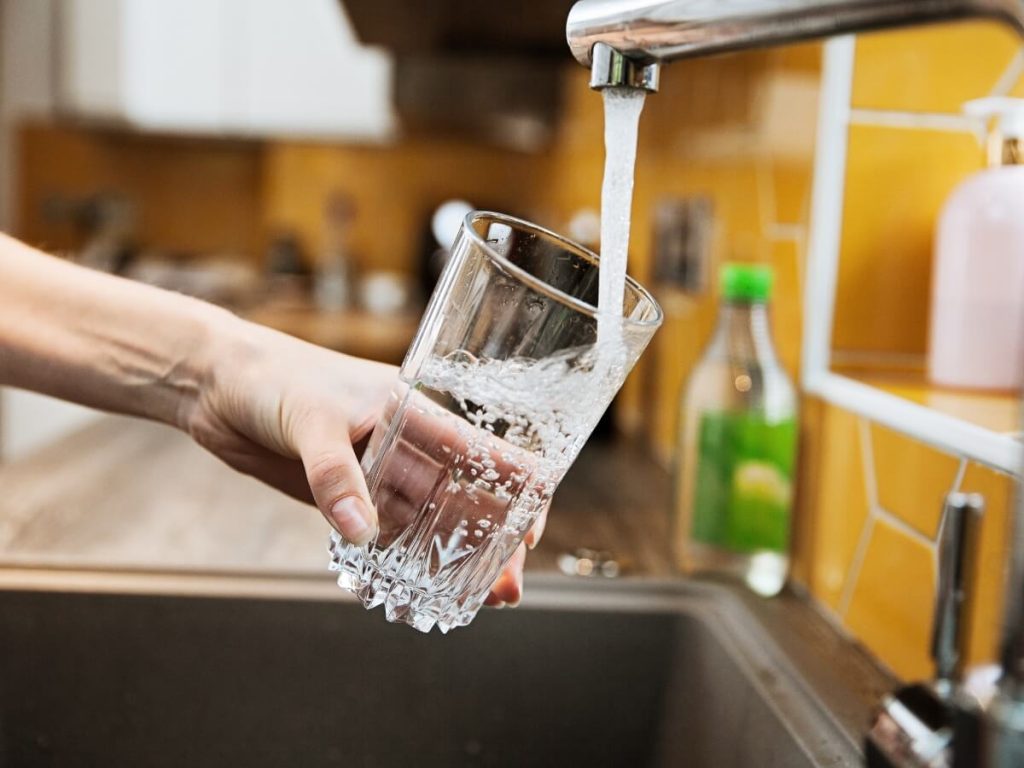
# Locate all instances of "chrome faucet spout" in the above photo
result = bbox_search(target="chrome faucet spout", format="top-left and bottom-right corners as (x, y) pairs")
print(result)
(589, 42), (661, 91)
(568, 0), (1024, 89)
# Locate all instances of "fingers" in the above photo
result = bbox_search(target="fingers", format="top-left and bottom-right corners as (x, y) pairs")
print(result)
(296, 415), (378, 546)
(486, 542), (526, 608)
(524, 501), (550, 551)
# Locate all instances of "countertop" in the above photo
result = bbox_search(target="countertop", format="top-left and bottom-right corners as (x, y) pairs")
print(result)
(242, 303), (418, 365)
(0, 416), (674, 579)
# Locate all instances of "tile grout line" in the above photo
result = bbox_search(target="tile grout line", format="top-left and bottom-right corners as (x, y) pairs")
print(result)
(838, 517), (875, 620)
(766, 223), (805, 240)
(837, 417), (880, 620)
(859, 417), (880, 511)
(874, 505), (938, 550)
(990, 48), (1024, 97)
(848, 108), (978, 136)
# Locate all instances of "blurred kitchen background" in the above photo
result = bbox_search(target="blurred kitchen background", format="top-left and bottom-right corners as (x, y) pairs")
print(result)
(1, 0), (1022, 683)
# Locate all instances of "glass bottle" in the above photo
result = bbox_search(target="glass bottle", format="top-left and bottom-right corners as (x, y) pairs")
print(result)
(673, 263), (798, 596)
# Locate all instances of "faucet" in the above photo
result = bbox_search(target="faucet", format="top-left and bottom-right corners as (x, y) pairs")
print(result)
(567, 0), (1024, 89)
(565, 0), (1024, 765)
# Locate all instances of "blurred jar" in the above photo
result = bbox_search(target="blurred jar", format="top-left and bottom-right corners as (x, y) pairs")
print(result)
(315, 191), (356, 312)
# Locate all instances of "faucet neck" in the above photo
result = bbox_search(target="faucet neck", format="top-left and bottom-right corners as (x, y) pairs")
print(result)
(568, 0), (1024, 69)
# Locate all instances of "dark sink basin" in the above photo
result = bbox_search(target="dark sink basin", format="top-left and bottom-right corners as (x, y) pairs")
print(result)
(0, 574), (881, 767)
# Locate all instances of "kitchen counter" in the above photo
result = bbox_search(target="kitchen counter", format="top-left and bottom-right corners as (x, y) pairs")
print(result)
(0, 416), (674, 579)
(242, 303), (419, 365)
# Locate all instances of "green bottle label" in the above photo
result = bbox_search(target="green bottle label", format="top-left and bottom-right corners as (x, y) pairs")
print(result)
(691, 411), (797, 554)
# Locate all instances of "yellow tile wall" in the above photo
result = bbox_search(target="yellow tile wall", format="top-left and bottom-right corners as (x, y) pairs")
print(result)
(261, 137), (553, 274)
(800, 399), (1016, 680)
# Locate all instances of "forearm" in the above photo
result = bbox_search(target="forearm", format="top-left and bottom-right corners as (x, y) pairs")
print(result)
(0, 232), (238, 428)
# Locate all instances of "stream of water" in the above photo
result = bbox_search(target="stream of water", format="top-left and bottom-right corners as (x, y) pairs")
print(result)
(597, 87), (646, 342)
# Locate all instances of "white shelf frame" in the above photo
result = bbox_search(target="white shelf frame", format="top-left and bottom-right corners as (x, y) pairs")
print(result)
(800, 37), (1023, 477)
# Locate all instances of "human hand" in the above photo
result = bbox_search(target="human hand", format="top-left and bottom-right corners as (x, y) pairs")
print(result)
(183, 318), (545, 606)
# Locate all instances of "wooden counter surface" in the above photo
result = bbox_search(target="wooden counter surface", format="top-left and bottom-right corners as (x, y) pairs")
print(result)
(242, 304), (419, 365)
(0, 417), (674, 580)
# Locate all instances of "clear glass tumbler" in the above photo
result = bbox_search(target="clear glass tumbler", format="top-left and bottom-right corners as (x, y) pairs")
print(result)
(329, 212), (663, 632)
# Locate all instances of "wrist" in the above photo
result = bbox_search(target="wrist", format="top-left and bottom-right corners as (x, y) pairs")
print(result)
(167, 298), (247, 432)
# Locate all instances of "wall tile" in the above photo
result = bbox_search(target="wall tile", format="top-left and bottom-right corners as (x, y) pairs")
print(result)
(806, 405), (869, 610)
(771, 162), (813, 226)
(768, 42), (822, 75)
(645, 292), (719, 466)
(852, 22), (1021, 113)
(834, 126), (982, 357)
(789, 397), (824, 588)
(871, 424), (960, 538)
(845, 518), (936, 680)
(770, 239), (803, 377)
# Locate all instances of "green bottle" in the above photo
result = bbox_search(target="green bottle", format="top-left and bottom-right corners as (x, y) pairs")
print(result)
(673, 263), (798, 596)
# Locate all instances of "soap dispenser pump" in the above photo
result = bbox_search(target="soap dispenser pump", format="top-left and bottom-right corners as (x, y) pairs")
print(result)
(928, 97), (1024, 392)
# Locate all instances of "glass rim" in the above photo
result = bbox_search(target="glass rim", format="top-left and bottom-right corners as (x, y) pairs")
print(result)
(462, 210), (664, 330)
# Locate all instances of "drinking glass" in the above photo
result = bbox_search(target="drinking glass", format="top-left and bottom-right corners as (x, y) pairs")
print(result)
(329, 211), (662, 632)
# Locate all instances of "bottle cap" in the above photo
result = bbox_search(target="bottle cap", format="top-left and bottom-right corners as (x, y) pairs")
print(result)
(721, 263), (773, 302)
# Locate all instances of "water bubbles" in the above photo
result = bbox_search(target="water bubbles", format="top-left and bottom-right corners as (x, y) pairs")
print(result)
(444, 349), (479, 367)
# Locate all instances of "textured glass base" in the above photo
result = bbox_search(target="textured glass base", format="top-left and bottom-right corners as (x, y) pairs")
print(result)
(327, 533), (487, 634)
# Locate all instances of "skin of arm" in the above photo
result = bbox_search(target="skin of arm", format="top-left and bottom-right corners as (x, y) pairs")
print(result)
(0, 232), (539, 606)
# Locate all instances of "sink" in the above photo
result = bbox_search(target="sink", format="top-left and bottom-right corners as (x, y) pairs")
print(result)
(0, 573), (884, 767)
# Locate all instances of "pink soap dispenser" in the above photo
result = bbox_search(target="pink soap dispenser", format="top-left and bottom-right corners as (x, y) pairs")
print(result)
(928, 97), (1024, 392)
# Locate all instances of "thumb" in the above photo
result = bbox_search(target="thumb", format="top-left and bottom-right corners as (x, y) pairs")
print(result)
(296, 418), (378, 546)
